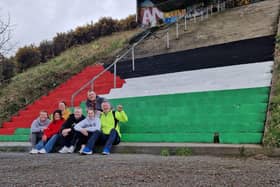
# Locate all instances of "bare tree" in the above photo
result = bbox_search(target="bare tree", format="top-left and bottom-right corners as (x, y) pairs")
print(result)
(0, 14), (14, 56)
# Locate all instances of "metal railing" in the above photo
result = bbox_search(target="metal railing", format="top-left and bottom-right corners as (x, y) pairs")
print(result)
(71, 31), (151, 107)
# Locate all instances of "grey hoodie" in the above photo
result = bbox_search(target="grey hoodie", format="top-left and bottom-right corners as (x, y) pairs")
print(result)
(74, 117), (100, 132)
(30, 118), (51, 133)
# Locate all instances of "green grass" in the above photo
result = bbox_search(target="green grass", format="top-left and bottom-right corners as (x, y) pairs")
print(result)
(263, 34), (280, 147)
(0, 29), (139, 126)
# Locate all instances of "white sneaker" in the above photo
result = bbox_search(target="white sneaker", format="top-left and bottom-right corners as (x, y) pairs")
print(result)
(68, 146), (75, 153)
(79, 144), (85, 154)
(39, 148), (47, 154)
(58, 146), (69, 154)
(29, 148), (39, 154)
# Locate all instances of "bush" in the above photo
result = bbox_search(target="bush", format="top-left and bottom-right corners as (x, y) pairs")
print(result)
(15, 45), (41, 71)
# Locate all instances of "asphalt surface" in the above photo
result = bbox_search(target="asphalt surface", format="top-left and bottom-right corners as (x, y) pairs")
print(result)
(0, 153), (280, 186)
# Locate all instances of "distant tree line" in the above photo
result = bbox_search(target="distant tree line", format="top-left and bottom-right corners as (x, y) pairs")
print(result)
(0, 15), (137, 85)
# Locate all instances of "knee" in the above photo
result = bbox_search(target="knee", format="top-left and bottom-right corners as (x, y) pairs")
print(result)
(110, 129), (117, 134)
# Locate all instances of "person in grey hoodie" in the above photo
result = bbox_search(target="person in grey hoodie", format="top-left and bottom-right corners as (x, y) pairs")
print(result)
(74, 107), (101, 154)
(29, 110), (50, 153)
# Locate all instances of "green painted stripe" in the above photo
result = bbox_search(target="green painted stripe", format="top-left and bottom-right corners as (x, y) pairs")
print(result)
(0, 135), (29, 142)
(14, 128), (30, 135)
(121, 133), (263, 144)
(108, 87), (269, 143)
(121, 122), (264, 133)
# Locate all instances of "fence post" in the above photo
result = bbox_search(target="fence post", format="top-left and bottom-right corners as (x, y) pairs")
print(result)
(114, 63), (117, 88)
(184, 16), (187, 31)
(193, 13), (196, 23)
(132, 45), (135, 71)
(176, 21), (179, 39)
(166, 31), (169, 49)
(206, 7), (209, 18)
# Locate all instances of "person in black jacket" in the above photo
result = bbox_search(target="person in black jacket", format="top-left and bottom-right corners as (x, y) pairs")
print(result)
(58, 107), (85, 153)
(86, 90), (108, 117)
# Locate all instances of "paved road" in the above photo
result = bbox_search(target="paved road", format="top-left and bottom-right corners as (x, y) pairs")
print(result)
(0, 153), (280, 186)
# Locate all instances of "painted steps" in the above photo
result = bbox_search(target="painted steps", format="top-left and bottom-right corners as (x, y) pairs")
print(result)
(101, 36), (274, 144)
(0, 65), (126, 136)
(106, 87), (269, 143)
(1, 36), (275, 144)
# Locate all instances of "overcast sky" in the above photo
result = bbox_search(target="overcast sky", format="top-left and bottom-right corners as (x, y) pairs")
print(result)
(0, 0), (136, 55)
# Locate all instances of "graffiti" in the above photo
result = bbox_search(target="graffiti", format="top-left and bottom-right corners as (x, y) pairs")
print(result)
(163, 9), (186, 24)
(140, 7), (164, 26)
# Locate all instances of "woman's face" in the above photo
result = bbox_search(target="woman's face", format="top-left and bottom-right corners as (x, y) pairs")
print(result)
(54, 112), (61, 121)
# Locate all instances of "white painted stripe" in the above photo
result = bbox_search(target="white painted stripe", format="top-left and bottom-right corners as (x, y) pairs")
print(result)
(101, 61), (273, 99)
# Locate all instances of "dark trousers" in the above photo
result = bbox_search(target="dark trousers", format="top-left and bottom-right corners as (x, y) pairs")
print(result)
(59, 131), (80, 147)
(86, 129), (120, 152)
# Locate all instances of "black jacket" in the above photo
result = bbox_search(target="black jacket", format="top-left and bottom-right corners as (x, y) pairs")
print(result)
(60, 114), (86, 132)
(86, 95), (107, 111)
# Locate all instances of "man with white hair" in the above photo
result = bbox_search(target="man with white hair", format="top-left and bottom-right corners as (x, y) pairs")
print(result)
(80, 101), (128, 155)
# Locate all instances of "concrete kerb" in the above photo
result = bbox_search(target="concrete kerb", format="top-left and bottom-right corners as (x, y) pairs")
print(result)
(1, 142), (280, 157)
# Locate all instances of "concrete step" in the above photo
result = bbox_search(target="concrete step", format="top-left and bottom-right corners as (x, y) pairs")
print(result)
(1, 142), (280, 157)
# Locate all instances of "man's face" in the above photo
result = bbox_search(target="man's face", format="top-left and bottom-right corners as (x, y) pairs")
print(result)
(74, 109), (82, 119)
(87, 110), (95, 118)
(39, 112), (48, 122)
(88, 92), (96, 101)
(102, 103), (111, 113)
(58, 102), (66, 111)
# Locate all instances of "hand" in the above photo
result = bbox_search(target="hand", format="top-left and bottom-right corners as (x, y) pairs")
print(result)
(80, 128), (88, 136)
(62, 128), (71, 136)
(42, 135), (47, 142)
(117, 105), (123, 112)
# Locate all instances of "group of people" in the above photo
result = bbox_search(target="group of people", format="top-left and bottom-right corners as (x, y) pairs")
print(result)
(29, 90), (128, 155)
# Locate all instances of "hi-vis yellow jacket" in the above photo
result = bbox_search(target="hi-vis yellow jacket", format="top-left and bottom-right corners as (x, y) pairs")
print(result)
(100, 110), (128, 137)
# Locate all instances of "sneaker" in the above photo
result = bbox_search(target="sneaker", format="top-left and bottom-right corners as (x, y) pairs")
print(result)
(58, 146), (69, 154)
(102, 148), (110, 155)
(29, 148), (39, 154)
(39, 148), (47, 154)
(68, 146), (75, 153)
(81, 147), (92, 155)
(79, 144), (85, 154)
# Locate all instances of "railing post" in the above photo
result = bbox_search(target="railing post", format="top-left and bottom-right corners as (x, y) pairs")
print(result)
(193, 12), (196, 23)
(176, 21), (179, 39)
(184, 16), (187, 31)
(210, 5), (213, 15)
(201, 10), (204, 21)
(217, 2), (220, 12)
(206, 7), (209, 18)
(132, 45), (135, 71)
(114, 62), (117, 88)
(90, 81), (94, 91)
(166, 30), (169, 49)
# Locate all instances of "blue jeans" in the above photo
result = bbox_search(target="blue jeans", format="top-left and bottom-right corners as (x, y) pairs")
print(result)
(35, 134), (59, 153)
(86, 129), (120, 152)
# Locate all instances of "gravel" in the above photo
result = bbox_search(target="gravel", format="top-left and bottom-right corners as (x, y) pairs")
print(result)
(0, 153), (280, 186)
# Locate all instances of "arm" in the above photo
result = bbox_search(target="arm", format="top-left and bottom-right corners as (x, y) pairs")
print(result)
(85, 118), (101, 132)
(30, 119), (40, 133)
(74, 118), (86, 132)
(115, 111), (128, 123)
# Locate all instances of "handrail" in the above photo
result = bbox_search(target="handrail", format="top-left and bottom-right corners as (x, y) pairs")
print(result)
(71, 30), (151, 107)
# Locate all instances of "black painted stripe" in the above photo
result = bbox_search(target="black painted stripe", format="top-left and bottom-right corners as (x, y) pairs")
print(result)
(105, 35), (275, 79)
